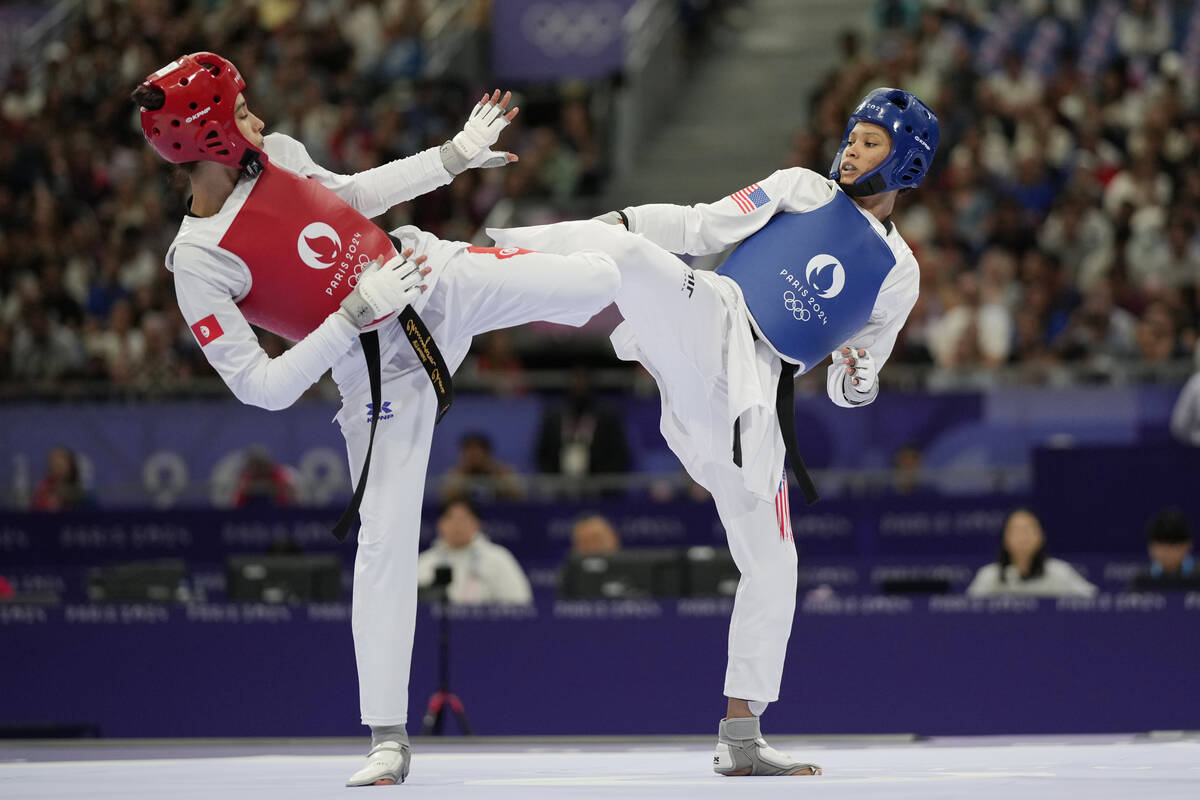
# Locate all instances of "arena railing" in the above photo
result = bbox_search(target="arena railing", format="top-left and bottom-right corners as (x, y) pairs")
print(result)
(611, 0), (685, 183)
(0, 358), (1191, 403)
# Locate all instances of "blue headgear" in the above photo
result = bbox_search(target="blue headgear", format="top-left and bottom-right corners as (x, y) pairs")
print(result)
(829, 87), (939, 197)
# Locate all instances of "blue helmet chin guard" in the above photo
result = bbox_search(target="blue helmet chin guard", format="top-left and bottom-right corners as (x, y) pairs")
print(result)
(829, 87), (939, 197)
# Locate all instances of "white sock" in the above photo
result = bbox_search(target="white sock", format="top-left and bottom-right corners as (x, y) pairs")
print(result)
(747, 700), (769, 716)
(370, 724), (407, 747)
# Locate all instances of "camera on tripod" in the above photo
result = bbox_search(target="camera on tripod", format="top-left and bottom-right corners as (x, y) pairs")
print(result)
(420, 563), (471, 735)
(418, 564), (454, 604)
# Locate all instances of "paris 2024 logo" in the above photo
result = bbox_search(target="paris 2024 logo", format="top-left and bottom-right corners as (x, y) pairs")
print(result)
(781, 254), (845, 325)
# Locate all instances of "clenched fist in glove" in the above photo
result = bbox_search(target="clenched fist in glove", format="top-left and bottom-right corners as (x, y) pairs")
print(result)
(838, 346), (876, 395)
(339, 249), (430, 329)
(440, 89), (520, 175)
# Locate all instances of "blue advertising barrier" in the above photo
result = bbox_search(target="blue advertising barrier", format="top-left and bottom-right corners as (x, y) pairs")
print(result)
(2, 594), (1197, 738)
(0, 494), (1057, 576)
(0, 385), (1182, 509)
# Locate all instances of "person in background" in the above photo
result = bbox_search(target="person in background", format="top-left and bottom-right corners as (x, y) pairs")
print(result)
(416, 499), (532, 605)
(648, 470), (713, 503)
(535, 368), (631, 493)
(31, 446), (92, 512)
(232, 446), (296, 508)
(0, 573), (15, 600)
(570, 514), (621, 556)
(889, 443), (929, 496)
(1169, 369), (1200, 446)
(438, 432), (524, 503)
(966, 508), (1096, 597)
(1130, 509), (1197, 591)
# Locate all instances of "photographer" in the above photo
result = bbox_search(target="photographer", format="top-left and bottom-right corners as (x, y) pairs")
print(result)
(416, 499), (532, 605)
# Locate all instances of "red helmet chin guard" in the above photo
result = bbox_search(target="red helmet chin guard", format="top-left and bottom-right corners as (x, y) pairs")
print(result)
(138, 52), (266, 176)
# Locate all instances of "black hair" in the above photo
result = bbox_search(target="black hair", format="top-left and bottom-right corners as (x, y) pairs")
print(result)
(1146, 508), (1193, 545)
(439, 496), (480, 521)
(131, 83), (198, 177)
(53, 446), (81, 484)
(996, 507), (1046, 582)
(459, 431), (493, 453)
(130, 83), (165, 111)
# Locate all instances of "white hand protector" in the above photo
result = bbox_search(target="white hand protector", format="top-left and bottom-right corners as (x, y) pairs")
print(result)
(441, 92), (515, 175)
(837, 346), (876, 394)
(339, 254), (424, 329)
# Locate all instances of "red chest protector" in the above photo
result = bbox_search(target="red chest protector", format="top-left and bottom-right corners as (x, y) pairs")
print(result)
(219, 163), (399, 342)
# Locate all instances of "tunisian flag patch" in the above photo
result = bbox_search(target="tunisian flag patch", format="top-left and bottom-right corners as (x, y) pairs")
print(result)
(190, 314), (224, 346)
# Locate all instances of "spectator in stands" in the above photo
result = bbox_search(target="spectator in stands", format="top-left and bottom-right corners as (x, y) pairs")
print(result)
(438, 432), (525, 504)
(1055, 279), (1138, 363)
(11, 302), (82, 382)
(889, 443), (929, 496)
(1130, 509), (1197, 591)
(31, 446), (92, 512)
(465, 330), (528, 396)
(232, 447), (296, 508)
(1134, 301), (1180, 364)
(1115, 0), (1171, 61)
(966, 508), (1096, 598)
(570, 514), (621, 556)
(0, 573), (13, 599)
(535, 368), (631, 493)
(648, 471), (712, 503)
(928, 259), (1013, 371)
(416, 499), (532, 605)
(1170, 370), (1200, 446)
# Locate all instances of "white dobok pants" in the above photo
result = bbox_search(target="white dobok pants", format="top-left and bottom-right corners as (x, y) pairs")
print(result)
(338, 244), (619, 726)
(491, 221), (798, 704)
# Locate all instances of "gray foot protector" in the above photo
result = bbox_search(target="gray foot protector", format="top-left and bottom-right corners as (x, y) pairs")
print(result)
(345, 740), (411, 787)
(712, 717), (822, 776)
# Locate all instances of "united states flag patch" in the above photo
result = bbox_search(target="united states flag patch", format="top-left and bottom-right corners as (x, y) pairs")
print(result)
(730, 183), (770, 214)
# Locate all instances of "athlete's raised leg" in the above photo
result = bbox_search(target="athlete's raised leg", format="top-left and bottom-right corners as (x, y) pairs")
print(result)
(428, 244), (620, 341)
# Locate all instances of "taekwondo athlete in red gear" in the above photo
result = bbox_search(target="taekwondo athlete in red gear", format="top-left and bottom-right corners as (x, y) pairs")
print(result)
(490, 87), (939, 777)
(133, 53), (620, 787)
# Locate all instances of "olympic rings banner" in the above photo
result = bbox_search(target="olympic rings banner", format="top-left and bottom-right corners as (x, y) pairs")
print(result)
(491, 0), (638, 80)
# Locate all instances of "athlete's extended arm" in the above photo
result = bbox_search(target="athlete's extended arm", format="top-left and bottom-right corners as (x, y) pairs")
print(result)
(284, 90), (519, 218)
(173, 246), (427, 411)
(610, 167), (835, 256)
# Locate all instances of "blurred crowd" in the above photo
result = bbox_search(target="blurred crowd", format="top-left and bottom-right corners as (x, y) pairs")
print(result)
(2, 0), (1198, 401)
(792, 0), (1200, 388)
(0, 0), (610, 397)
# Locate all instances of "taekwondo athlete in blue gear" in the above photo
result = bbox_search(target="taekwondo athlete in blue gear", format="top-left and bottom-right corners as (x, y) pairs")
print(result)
(489, 87), (939, 777)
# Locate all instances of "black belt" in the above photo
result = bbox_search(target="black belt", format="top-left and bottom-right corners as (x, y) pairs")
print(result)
(733, 324), (819, 506)
(331, 236), (455, 541)
(776, 360), (819, 506)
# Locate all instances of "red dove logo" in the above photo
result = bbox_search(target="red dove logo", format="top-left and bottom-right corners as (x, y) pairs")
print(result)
(297, 222), (342, 270)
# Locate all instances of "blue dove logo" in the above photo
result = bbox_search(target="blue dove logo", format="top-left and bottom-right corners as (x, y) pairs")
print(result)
(804, 254), (846, 299)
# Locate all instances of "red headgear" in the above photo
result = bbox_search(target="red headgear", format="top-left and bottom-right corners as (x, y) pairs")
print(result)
(138, 52), (266, 176)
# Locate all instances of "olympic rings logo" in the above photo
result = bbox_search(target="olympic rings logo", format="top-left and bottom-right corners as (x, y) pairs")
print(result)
(345, 254), (375, 289)
(521, 1), (623, 57)
(783, 291), (811, 322)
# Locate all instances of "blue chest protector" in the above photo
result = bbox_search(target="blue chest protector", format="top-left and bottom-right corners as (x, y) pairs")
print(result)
(716, 190), (897, 372)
